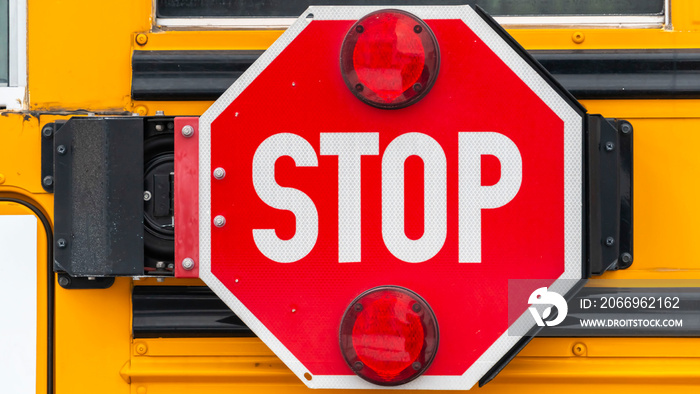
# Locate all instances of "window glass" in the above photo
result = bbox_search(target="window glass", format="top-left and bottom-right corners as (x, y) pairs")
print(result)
(0, 0), (8, 86)
(156, 0), (664, 18)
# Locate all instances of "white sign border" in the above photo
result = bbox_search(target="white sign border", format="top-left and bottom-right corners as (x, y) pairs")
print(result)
(198, 5), (583, 390)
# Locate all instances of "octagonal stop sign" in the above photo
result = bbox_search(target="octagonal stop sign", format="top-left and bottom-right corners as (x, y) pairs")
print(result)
(190, 5), (586, 390)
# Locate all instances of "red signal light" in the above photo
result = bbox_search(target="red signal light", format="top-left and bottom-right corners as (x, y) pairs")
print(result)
(340, 10), (440, 109)
(339, 286), (439, 386)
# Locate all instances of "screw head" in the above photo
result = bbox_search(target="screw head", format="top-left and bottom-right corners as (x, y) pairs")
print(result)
(621, 123), (632, 134)
(354, 303), (363, 312)
(353, 361), (364, 370)
(42, 126), (53, 138)
(56, 145), (66, 155)
(135, 33), (148, 46)
(572, 342), (587, 356)
(58, 276), (71, 288)
(181, 125), (194, 138)
(143, 191), (152, 201)
(621, 253), (633, 264)
(57, 238), (67, 248)
(213, 167), (226, 180)
(43, 176), (54, 186)
(412, 303), (422, 313)
(135, 343), (148, 355)
(182, 258), (195, 271)
(412, 361), (422, 370)
(156, 261), (165, 269)
(214, 215), (226, 227)
(605, 141), (615, 151)
(605, 237), (615, 246)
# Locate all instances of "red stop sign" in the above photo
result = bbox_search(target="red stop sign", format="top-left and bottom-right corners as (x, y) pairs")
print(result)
(194, 5), (584, 390)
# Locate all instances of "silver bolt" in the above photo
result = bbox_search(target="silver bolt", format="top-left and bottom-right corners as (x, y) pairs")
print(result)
(156, 277), (165, 282)
(605, 141), (615, 151)
(143, 191), (152, 201)
(181, 125), (194, 138)
(156, 261), (165, 269)
(621, 253), (633, 264)
(155, 110), (165, 116)
(182, 258), (195, 270)
(155, 124), (164, 131)
(214, 215), (226, 227)
(87, 276), (96, 280)
(621, 123), (632, 134)
(132, 276), (141, 281)
(43, 176), (54, 186)
(56, 145), (66, 155)
(213, 167), (226, 180)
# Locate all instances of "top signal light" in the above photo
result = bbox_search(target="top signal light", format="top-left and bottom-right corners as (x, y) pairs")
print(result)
(340, 9), (440, 109)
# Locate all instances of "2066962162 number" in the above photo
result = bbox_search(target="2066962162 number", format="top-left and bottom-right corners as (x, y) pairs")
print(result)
(599, 296), (680, 309)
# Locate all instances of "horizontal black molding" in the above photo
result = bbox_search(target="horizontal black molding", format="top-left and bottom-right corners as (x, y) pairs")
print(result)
(133, 285), (700, 338)
(132, 49), (700, 101)
(133, 286), (255, 338)
(132, 50), (265, 101)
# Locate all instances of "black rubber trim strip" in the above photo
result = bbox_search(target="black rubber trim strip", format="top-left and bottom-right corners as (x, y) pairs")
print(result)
(132, 50), (264, 101)
(133, 286), (255, 338)
(132, 48), (700, 101)
(0, 195), (54, 394)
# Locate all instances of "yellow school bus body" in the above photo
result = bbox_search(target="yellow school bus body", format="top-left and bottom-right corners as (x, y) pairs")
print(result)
(3, 0), (700, 393)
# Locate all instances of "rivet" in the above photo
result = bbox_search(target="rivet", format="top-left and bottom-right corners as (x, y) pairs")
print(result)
(181, 125), (195, 138)
(572, 31), (585, 44)
(133, 105), (148, 116)
(353, 361), (364, 370)
(412, 361), (422, 370)
(214, 215), (226, 227)
(213, 167), (226, 180)
(58, 276), (71, 288)
(135, 343), (148, 355)
(42, 126), (53, 138)
(43, 176), (54, 187)
(354, 303), (363, 312)
(355, 25), (364, 33)
(135, 33), (148, 46)
(143, 191), (152, 201)
(572, 342), (587, 356)
(412, 303), (422, 313)
(414, 25), (422, 34)
(621, 123), (633, 134)
(621, 253), (633, 264)
(182, 258), (195, 271)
